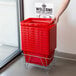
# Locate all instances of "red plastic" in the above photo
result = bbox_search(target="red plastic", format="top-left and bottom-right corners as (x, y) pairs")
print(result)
(24, 55), (54, 66)
(21, 18), (56, 66)
(23, 50), (55, 66)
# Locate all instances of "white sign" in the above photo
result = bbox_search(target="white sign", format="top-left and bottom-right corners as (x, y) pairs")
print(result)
(35, 3), (54, 18)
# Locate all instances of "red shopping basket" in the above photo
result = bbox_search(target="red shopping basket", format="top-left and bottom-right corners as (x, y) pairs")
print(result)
(21, 18), (57, 66)
(23, 50), (55, 66)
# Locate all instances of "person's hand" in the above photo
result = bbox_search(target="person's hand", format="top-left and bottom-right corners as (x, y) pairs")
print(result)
(51, 16), (60, 24)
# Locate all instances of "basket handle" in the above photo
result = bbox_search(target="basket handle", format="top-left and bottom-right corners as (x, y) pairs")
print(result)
(38, 15), (56, 28)
(49, 19), (56, 28)
(38, 14), (55, 24)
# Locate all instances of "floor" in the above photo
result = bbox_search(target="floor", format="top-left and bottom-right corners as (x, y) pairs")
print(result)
(0, 54), (76, 76)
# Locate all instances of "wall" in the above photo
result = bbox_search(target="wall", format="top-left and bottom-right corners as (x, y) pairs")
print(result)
(24, 0), (76, 54)
(57, 0), (76, 54)
(0, 1), (18, 47)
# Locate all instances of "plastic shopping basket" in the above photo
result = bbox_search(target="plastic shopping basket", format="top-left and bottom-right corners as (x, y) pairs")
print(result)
(21, 18), (57, 66)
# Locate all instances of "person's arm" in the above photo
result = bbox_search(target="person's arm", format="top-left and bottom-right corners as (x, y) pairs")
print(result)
(51, 0), (70, 24)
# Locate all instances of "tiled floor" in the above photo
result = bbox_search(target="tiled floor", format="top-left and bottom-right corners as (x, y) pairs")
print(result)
(0, 54), (76, 76)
